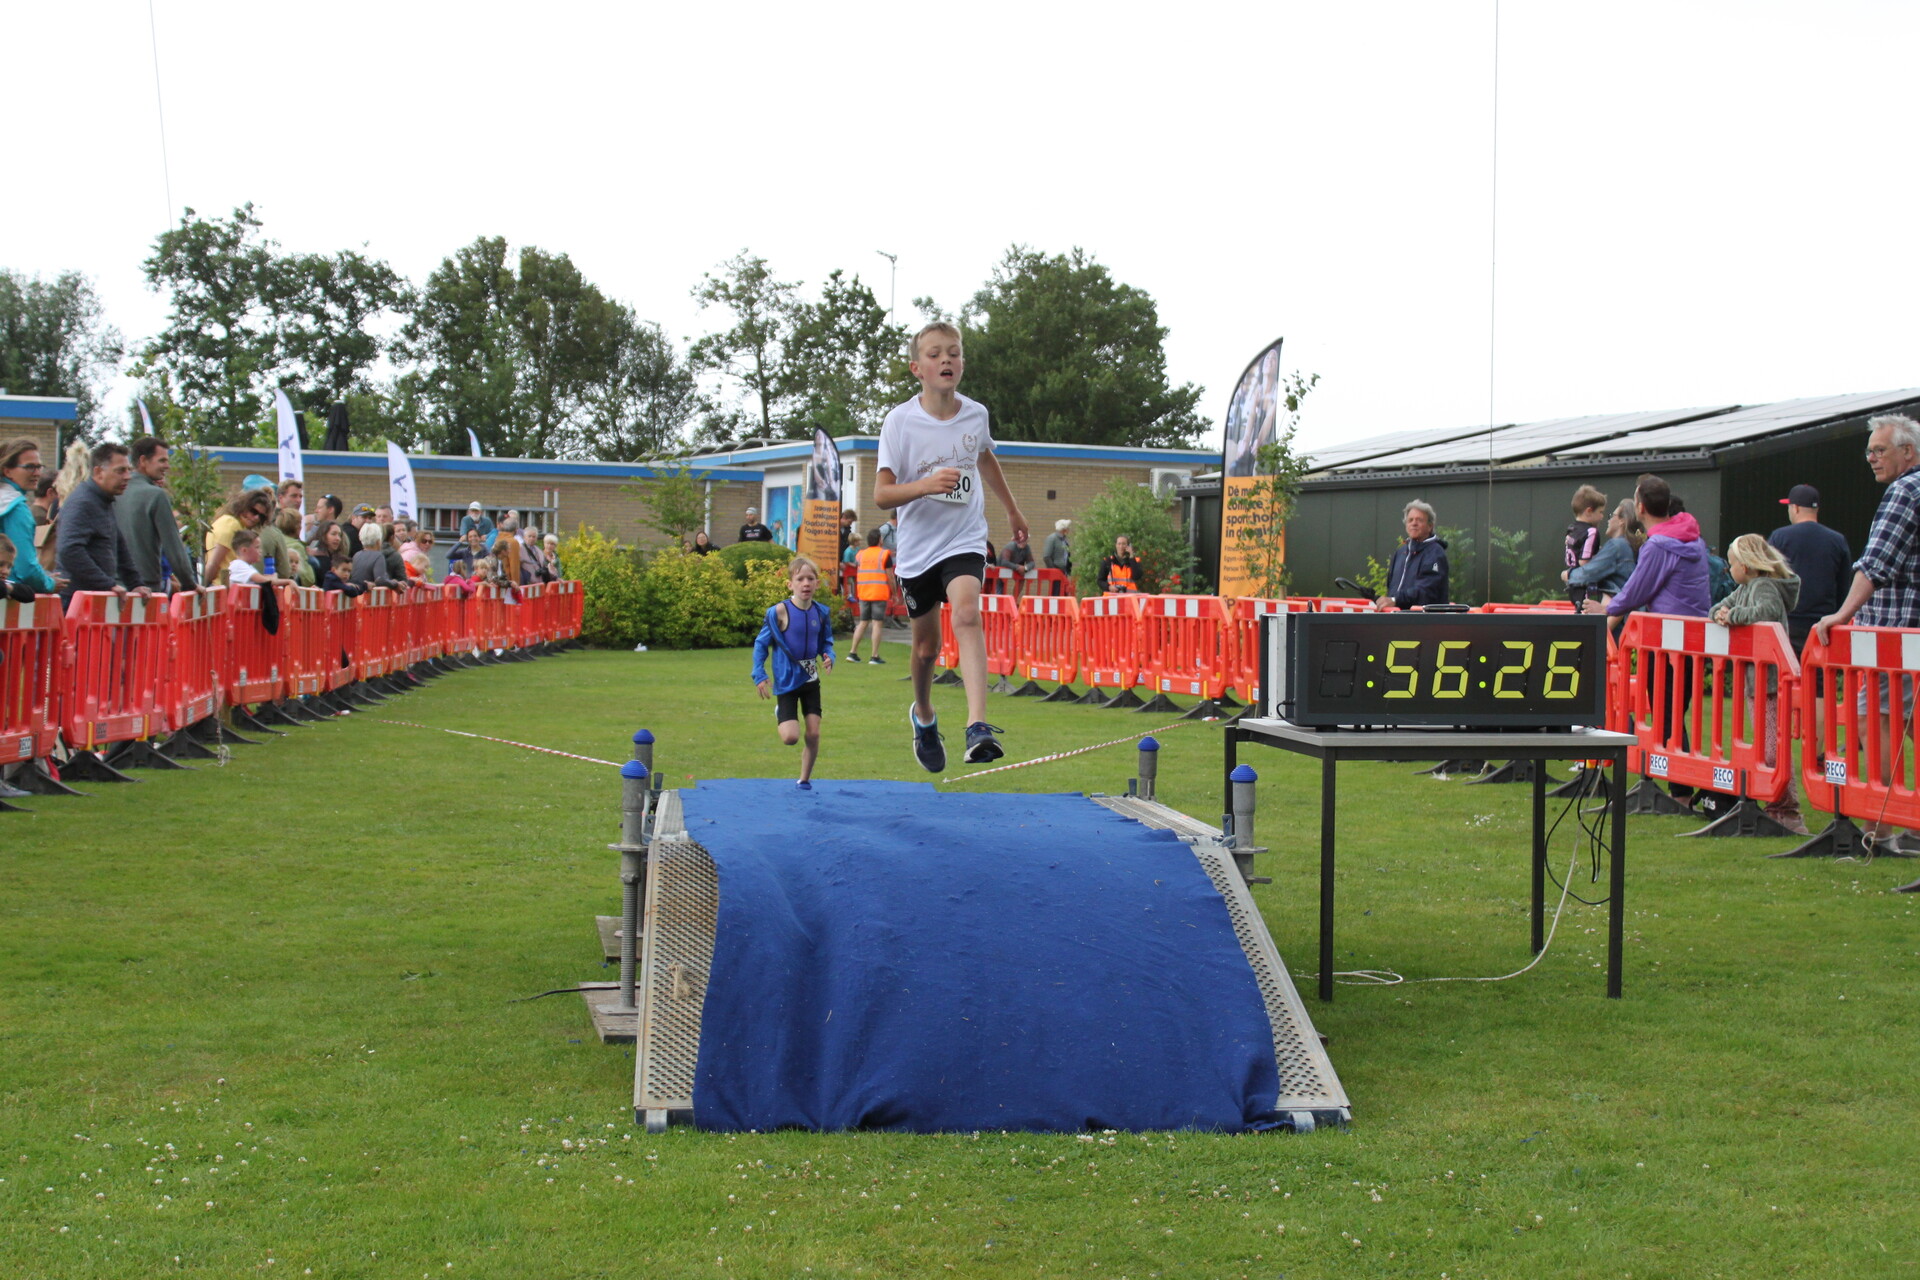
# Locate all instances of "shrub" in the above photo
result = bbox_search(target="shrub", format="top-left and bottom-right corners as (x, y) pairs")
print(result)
(636, 548), (752, 649)
(717, 540), (792, 582)
(1068, 478), (1197, 596)
(560, 526), (648, 648)
(741, 559), (849, 635)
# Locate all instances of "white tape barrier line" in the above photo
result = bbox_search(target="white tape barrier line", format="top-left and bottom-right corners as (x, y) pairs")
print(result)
(377, 718), (622, 768)
(938, 719), (1195, 785)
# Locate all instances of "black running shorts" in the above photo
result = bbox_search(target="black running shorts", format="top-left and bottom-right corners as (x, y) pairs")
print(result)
(900, 553), (986, 620)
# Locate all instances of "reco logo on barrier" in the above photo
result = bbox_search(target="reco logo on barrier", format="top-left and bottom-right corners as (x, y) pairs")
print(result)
(1825, 758), (1848, 785)
(1712, 766), (1736, 791)
(1649, 754), (1669, 777)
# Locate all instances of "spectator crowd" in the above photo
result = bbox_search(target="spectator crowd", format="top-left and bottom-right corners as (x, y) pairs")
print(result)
(1, 435), (568, 607)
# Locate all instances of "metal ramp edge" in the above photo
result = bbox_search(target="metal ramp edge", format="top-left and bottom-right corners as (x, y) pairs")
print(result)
(1092, 794), (1351, 1129)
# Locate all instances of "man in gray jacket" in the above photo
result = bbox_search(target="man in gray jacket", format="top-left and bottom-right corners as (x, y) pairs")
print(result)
(116, 436), (198, 592)
(55, 442), (147, 603)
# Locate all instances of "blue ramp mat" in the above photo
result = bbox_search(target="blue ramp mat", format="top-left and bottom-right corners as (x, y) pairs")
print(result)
(683, 779), (1282, 1133)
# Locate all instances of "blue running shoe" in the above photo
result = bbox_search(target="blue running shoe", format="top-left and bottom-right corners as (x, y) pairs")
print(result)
(909, 704), (946, 773)
(963, 721), (1006, 764)
(796, 779), (812, 791)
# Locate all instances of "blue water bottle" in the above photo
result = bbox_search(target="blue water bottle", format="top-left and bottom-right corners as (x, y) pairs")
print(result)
(264, 556), (276, 576)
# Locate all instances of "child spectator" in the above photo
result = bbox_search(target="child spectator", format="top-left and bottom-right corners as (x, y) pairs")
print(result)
(752, 556), (835, 789)
(876, 321), (1028, 768)
(225, 529), (278, 586)
(322, 553), (364, 597)
(1565, 484), (1607, 574)
(1567, 499), (1643, 607)
(1711, 534), (1805, 833)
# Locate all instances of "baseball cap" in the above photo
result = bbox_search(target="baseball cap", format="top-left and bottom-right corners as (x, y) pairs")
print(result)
(354, 504), (376, 517)
(1779, 484), (1820, 507)
(469, 501), (483, 511)
(242, 474), (274, 491)
(746, 506), (758, 515)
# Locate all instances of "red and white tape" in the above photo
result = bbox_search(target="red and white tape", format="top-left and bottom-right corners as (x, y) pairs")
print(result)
(376, 718), (622, 767)
(939, 719), (1194, 784)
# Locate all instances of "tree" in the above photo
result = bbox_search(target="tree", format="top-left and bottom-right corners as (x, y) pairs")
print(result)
(625, 462), (713, 546)
(1069, 477), (1196, 597)
(688, 252), (797, 443)
(269, 247), (412, 410)
(136, 204), (280, 445)
(0, 269), (125, 441)
(953, 246), (1207, 448)
(1221, 371), (1318, 597)
(781, 269), (907, 437)
(402, 237), (632, 459)
(575, 309), (699, 461)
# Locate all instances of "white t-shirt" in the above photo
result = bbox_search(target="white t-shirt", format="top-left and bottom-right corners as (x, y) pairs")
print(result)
(228, 558), (263, 585)
(875, 392), (995, 578)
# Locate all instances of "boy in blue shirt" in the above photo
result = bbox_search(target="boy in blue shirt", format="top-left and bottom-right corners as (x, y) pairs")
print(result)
(752, 556), (835, 789)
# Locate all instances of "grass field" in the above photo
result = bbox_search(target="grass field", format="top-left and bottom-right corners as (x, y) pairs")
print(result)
(4, 647), (1918, 1279)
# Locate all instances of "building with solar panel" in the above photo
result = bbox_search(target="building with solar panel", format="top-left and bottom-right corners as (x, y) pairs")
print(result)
(1180, 388), (1920, 601)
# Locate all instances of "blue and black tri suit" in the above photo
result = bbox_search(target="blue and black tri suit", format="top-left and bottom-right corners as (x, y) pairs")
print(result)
(751, 597), (835, 723)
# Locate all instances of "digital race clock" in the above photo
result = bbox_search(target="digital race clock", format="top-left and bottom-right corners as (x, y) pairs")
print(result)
(1261, 612), (1609, 728)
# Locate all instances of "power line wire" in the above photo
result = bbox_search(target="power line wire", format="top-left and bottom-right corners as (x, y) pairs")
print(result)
(148, 0), (175, 228)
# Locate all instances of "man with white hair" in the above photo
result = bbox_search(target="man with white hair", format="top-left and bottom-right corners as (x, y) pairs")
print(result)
(1377, 500), (1449, 610)
(1041, 518), (1071, 575)
(1818, 414), (1920, 639)
(1814, 413), (1920, 850)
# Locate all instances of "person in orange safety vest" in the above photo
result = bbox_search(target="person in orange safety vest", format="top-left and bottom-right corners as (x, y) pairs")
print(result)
(1099, 534), (1141, 594)
(850, 529), (896, 664)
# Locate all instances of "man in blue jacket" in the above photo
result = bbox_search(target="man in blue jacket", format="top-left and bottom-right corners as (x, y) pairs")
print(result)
(1378, 500), (1449, 610)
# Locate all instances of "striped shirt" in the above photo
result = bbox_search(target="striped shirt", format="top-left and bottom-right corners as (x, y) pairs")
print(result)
(1855, 468), (1920, 628)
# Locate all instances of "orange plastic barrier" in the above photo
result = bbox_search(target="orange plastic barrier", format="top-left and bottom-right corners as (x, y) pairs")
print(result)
(936, 602), (959, 672)
(1312, 597), (1375, 614)
(278, 585), (332, 698)
(1078, 594), (1145, 693)
(321, 590), (356, 691)
(354, 587), (396, 679)
(445, 585), (476, 654)
(1480, 600), (1576, 613)
(62, 591), (170, 750)
(222, 584), (285, 708)
(1033, 568), (1071, 597)
(0, 594), (63, 766)
(1616, 612), (1798, 804)
(983, 565), (1015, 596)
(516, 582), (547, 649)
(980, 592), (1020, 678)
(1799, 626), (1920, 823)
(1016, 594), (1079, 686)
(164, 588), (224, 729)
(471, 584), (510, 652)
(1223, 598), (1311, 705)
(1141, 594), (1228, 699)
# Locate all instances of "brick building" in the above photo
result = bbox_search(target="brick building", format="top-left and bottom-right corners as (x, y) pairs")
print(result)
(0, 394), (77, 460)
(199, 436), (1219, 552)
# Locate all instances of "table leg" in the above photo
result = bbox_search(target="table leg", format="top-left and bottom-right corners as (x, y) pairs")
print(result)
(1609, 751), (1626, 998)
(1224, 727), (1239, 835)
(1320, 752), (1336, 1002)
(1531, 763), (1546, 954)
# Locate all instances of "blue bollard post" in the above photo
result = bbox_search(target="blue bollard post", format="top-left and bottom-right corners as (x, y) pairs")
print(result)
(1228, 763), (1269, 886)
(1136, 735), (1160, 801)
(616, 758), (651, 1014)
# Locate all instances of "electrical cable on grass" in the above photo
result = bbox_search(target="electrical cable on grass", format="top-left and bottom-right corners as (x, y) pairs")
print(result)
(1302, 784), (1610, 986)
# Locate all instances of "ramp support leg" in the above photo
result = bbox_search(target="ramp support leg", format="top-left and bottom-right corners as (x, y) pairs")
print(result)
(1320, 754), (1336, 1002)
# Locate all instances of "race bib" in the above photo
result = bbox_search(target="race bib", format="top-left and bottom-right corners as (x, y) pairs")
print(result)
(799, 657), (819, 680)
(927, 471), (974, 504)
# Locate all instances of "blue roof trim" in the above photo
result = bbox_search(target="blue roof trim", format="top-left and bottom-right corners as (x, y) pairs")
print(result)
(198, 447), (763, 483)
(0, 397), (79, 422)
(687, 435), (1213, 468)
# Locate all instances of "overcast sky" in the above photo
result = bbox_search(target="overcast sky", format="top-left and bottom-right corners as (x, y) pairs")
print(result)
(11, 1), (1918, 455)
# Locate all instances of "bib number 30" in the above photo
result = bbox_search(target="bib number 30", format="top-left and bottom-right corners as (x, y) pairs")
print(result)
(928, 472), (974, 504)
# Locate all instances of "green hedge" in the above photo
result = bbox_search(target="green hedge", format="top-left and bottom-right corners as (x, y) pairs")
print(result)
(558, 528), (842, 649)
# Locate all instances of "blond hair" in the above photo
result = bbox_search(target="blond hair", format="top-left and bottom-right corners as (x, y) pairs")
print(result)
(910, 321), (961, 361)
(787, 555), (820, 581)
(1726, 533), (1792, 579)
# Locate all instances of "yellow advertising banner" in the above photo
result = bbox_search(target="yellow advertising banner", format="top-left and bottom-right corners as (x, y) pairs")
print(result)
(1218, 475), (1286, 599)
(798, 498), (841, 582)
(1216, 338), (1286, 599)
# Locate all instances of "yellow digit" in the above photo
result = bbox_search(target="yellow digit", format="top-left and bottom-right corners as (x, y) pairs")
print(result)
(1432, 641), (1468, 697)
(1544, 641), (1582, 699)
(1493, 640), (1534, 698)
(1384, 640), (1418, 698)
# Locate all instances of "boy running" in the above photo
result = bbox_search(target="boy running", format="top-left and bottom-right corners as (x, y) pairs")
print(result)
(752, 556), (835, 789)
(876, 322), (1029, 770)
